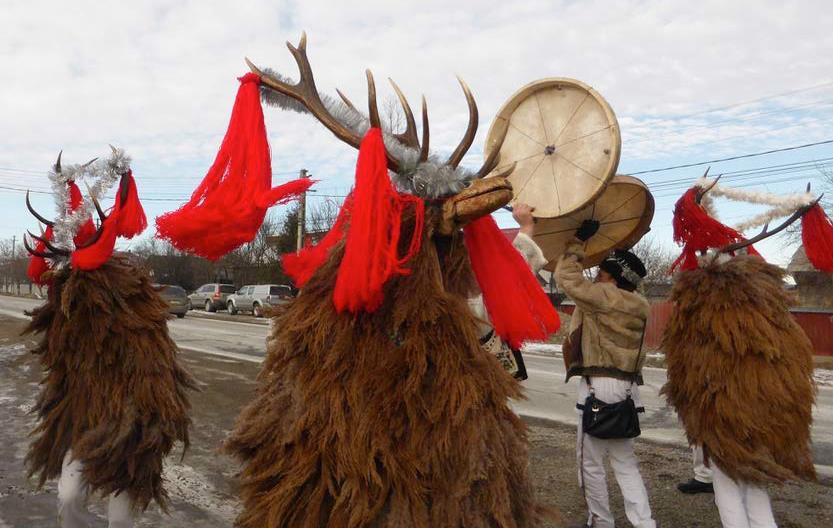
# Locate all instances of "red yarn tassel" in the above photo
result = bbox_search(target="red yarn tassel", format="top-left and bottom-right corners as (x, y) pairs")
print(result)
(283, 196), (352, 288)
(27, 225), (54, 284)
(71, 214), (119, 271)
(333, 129), (424, 313)
(156, 73), (309, 260)
(464, 215), (560, 349)
(802, 203), (833, 273)
(670, 187), (746, 272)
(114, 171), (147, 238)
(67, 181), (97, 246)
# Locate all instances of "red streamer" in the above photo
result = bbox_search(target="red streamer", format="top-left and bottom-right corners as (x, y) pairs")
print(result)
(464, 215), (560, 349)
(155, 73), (310, 260)
(27, 225), (54, 285)
(283, 195), (352, 288)
(114, 171), (147, 239)
(801, 203), (833, 273)
(71, 213), (119, 271)
(332, 129), (424, 313)
(670, 187), (759, 271)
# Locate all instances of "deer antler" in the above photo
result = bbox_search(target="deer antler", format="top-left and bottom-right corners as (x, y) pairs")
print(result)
(248, 33), (513, 182)
(387, 78), (420, 150)
(447, 77), (478, 168)
(248, 34), (411, 172)
(721, 194), (823, 253)
(246, 34), (364, 147)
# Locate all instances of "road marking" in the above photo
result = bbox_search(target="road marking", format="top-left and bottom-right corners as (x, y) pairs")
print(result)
(179, 345), (263, 364)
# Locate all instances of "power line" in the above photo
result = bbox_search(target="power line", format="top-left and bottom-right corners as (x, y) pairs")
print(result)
(647, 160), (833, 191)
(628, 139), (833, 176)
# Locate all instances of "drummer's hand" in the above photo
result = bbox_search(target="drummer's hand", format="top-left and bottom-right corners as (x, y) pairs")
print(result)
(575, 219), (600, 242)
(512, 203), (536, 236)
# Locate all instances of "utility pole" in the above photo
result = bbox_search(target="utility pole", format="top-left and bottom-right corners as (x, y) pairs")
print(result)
(296, 169), (309, 253)
(10, 235), (16, 295)
(5, 235), (14, 294)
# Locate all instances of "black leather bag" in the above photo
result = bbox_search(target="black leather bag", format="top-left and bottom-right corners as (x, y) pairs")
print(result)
(576, 380), (644, 439)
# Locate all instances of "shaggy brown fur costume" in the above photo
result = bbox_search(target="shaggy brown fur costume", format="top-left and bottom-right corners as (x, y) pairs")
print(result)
(226, 210), (542, 527)
(25, 255), (195, 510)
(661, 255), (816, 485)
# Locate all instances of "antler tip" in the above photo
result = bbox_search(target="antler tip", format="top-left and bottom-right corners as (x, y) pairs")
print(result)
(299, 31), (308, 50)
(244, 57), (262, 76)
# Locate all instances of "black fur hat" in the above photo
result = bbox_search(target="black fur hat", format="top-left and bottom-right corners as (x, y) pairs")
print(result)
(599, 249), (647, 291)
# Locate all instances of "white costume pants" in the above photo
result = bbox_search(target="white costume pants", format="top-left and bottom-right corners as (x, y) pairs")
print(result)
(57, 451), (135, 528)
(712, 464), (777, 528)
(693, 445), (713, 483)
(576, 377), (656, 528)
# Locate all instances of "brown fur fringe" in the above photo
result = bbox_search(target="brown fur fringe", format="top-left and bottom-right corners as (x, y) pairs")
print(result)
(24, 256), (196, 511)
(661, 255), (816, 485)
(226, 210), (544, 527)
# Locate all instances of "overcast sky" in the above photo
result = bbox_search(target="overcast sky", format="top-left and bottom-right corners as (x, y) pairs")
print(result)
(2, 0), (833, 265)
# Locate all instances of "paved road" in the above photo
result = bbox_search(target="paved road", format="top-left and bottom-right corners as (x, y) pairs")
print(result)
(2, 294), (831, 475)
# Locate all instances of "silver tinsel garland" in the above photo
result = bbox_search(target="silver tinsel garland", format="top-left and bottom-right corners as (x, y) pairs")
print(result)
(259, 67), (471, 199)
(47, 148), (131, 251)
(695, 176), (816, 233)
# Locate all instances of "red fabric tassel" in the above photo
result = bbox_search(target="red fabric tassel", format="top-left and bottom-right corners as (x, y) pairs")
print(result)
(670, 187), (748, 272)
(332, 129), (424, 313)
(283, 196), (352, 288)
(114, 171), (147, 239)
(27, 225), (54, 285)
(801, 203), (833, 273)
(68, 181), (97, 246)
(464, 215), (560, 349)
(155, 73), (309, 260)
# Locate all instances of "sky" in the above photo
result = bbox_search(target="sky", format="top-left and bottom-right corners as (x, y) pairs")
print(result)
(2, 0), (833, 266)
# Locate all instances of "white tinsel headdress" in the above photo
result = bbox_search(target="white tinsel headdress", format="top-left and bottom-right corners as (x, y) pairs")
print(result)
(24, 146), (146, 282)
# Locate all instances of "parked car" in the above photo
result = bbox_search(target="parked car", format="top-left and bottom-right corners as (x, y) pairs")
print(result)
(155, 284), (190, 318)
(188, 283), (236, 312)
(227, 284), (294, 317)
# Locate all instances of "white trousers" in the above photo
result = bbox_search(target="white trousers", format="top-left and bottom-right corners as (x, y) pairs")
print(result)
(576, 377), (656, 528)
(712, 464), (777, 528)
(692, 445), (714, 484)
(57, 451), (135, 528)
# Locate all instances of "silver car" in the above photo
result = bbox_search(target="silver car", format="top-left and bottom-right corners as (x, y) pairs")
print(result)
(227, 284), (294, 317)
(188, 283), (237, 312)
(155, 284), (190, 318)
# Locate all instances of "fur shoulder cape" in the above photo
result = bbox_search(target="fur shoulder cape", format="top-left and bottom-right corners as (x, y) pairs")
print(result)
(226, 216), (543, 528)
(661, 255), (816, 484)
(24, 256), (195, 510)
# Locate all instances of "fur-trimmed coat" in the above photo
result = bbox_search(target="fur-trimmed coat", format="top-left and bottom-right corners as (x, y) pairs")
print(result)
(226, 212), (543, 528)
(555, 240), (650, 383)
(25, 256), (195, 510)
(661, 255), (816, 485)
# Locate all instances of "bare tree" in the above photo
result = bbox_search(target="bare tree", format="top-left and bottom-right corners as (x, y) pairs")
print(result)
(382, 94), (405, 135)
(630, 236), (676, 287)
(306, 199), (341, 237)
